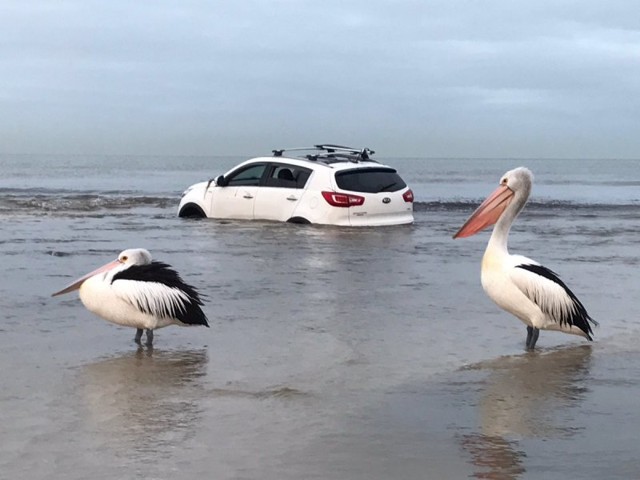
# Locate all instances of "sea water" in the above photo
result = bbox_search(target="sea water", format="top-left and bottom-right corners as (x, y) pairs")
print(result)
(0, 154), (639, 479)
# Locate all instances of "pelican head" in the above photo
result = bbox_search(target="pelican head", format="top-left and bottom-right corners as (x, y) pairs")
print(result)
(52, 248), (153, 297)
(501, 167), (533, 198)
(118, 248), (152, 266)
(453, 167), (533, 239)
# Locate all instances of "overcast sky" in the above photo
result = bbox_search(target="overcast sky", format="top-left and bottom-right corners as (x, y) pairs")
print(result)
(2, 0), (639, 157)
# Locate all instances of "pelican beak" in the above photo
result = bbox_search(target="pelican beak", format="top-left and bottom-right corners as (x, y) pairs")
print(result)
(51, 259), (122, 297)
(453, 184), (514, 239)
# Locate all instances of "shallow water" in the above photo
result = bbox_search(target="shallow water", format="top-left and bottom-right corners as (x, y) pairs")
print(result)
(1, 155), (639, 479)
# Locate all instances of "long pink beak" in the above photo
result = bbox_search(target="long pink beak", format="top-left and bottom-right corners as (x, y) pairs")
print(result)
(51, 259), (122, 297)
(453, 184), (514, 239)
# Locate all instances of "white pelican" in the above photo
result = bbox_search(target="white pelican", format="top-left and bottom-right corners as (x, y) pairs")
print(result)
(453, 167), (597, 349)
(52, 248), (209, 345)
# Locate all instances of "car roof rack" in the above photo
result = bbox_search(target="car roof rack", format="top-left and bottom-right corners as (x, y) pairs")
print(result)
(272, 144), (376, 164)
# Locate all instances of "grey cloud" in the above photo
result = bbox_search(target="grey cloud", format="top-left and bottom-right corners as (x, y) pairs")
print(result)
(1, 0), (639, 157)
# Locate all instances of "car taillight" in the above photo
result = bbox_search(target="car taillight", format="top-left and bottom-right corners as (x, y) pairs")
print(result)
(321, 191), (365, 207)
(402, 189), (414, 203)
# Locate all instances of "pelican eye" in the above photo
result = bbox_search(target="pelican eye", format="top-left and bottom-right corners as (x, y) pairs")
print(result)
(120, 255), (128, 262)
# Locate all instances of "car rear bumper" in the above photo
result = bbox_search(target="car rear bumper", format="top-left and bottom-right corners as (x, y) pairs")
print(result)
(348, 212), (414, 226)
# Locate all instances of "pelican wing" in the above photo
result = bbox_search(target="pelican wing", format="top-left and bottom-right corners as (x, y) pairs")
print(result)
(510, 263), (597, 339)
(111, 262), (209, 326)
(111, 279), (192, 319)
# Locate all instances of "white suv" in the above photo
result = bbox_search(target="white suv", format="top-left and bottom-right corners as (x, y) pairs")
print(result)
(178, 145), (414, 226)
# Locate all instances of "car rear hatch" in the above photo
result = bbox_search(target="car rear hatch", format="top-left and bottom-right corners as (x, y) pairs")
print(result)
(331, 167), (414, 226)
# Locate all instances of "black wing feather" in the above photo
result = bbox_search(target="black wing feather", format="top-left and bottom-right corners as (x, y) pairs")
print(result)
(516, 264), (597, 339)
(112, 261), (209, 327)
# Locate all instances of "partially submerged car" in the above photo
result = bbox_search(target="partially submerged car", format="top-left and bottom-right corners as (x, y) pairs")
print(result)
(178, 144), (414, 226)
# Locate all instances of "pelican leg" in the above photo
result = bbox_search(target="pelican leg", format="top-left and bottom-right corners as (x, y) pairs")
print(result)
(145, 329), (154, 346)
(525, 327), (540, 350)
(135, 328), (144, 345)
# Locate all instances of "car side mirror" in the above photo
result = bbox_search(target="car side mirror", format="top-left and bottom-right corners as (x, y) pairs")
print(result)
(215, 174), (227, 187)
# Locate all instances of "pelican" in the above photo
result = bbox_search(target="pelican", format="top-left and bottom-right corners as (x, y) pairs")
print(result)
(453, 167), (597, 349)
(52, 248), (209, 345)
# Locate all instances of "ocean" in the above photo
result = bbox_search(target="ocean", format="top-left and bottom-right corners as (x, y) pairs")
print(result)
(1, 154), (639, 479)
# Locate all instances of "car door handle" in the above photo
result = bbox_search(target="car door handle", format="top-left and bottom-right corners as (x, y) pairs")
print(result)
(286, 195), (298, 201)
(243, 194), (254, 199)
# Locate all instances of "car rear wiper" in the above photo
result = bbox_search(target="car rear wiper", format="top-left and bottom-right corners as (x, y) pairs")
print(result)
(378, 182), (397, 192)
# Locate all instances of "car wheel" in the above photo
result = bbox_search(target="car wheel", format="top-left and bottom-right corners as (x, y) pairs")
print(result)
(179, 204), (206, 218)
(287, 216), (311, 224)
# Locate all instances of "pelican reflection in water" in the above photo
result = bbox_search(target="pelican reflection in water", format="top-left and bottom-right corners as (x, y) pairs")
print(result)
(460, 346), (593, 479)
(78, 348), (208, 455)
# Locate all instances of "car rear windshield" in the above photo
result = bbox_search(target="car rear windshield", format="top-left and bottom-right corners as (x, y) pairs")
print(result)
(335, 168), (407, 193)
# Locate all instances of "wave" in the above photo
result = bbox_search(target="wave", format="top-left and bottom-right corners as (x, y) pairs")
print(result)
(413, 200), (639, 213)
(1, 188), (637, 215)
(0, 189), (176, 214)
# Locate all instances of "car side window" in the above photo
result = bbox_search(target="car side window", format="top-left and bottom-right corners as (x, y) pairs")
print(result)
(264, 165), (312, 189)
(226, 164), (267, 187)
